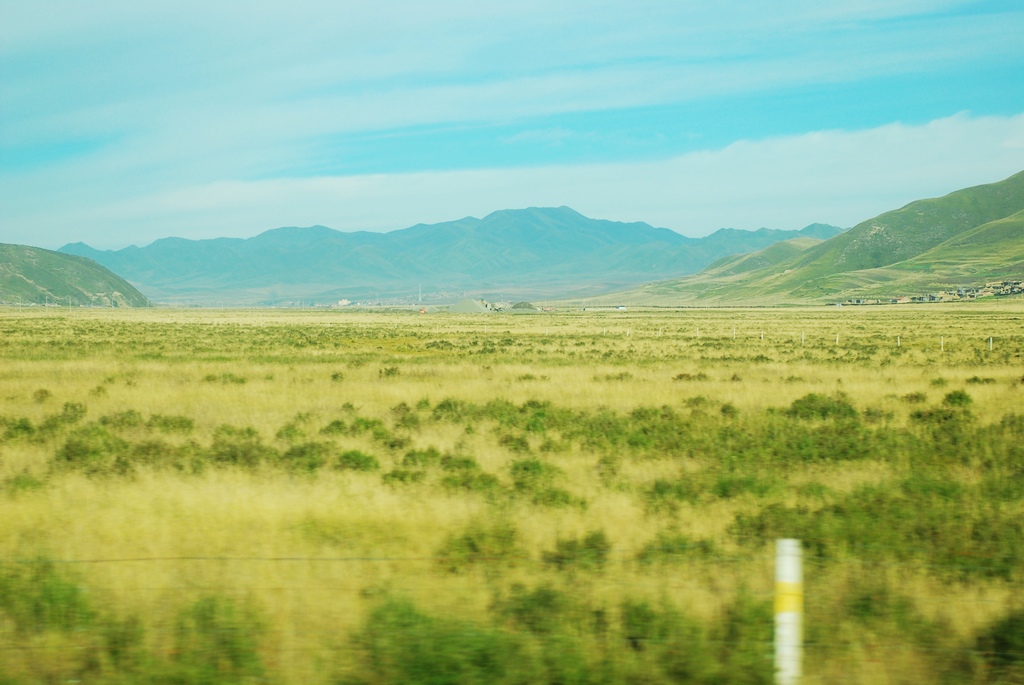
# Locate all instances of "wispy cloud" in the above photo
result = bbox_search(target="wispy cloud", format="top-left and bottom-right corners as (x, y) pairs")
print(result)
(8, 112), (1020, 249)
(1, 1), (1022, 248)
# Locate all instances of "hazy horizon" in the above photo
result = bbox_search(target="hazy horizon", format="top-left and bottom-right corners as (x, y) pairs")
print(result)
(56, 206), (847, 253)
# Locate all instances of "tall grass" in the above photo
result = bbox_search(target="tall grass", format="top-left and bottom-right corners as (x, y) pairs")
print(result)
(1, 303), (1023, 683)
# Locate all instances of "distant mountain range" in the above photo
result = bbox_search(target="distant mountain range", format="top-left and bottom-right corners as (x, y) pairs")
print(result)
(603, 169), (1024, 304)
(0, 244), (149, 307)
(58, 207), (843, 304)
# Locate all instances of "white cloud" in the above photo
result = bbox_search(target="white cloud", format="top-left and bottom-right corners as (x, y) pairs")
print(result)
(2, 2), (1022, 250)
(10, 112), (1021, 249)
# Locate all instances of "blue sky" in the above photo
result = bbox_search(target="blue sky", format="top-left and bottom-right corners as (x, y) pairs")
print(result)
(2, 1), (1023, 249)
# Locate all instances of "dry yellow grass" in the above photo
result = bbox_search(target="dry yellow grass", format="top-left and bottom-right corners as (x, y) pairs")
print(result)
(1, 302), (1023, 682)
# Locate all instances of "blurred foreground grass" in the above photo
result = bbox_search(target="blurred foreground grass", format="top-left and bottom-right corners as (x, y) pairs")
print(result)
(1, 303), (1023, 684)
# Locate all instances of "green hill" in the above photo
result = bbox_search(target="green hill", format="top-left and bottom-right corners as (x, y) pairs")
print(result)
(788, 170), (1024, 276)
(701, 237), (823, 277)
(0, 243), (150, 307)
(605, 170), (1024, 305)
(897, 209), (1024, 276)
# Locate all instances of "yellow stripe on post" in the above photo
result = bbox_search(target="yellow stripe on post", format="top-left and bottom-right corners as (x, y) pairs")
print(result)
(775, 581), (803, 614)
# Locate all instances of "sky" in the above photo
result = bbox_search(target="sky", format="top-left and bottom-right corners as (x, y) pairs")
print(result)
(2, 1), (1024, 250)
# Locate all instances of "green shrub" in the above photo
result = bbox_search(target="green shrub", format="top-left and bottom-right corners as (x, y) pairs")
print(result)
(643, 478), (699, 512)
(336, 450), (379, 472)
(275, 421), (306, 443)
(99, 410), (144, 429)
(402, 447), (442, 468)
(437, 521), (521, 573)
(208, 425), (277, 468)
(785, 393), (858, 420)
(440, 454), (480, 471)
(382, 468), (426, 485)
(673, 372), (709, 381)
(392, 402), (421, 429)
(128, 439), (202, 472)
(0, 559), (95, 634)
(618, 600), (717, 681)
(432, 397), (467, 422)
(975, 609), (1024, 679)
(54, 424), (130, 474)
(168, 596), (265, 685)
(349, 416), (386, 434)
(530, 487), (584, 508)
(943, 389), (973, 407)
(543, 531), (611, 572)
(203, 372), (246, 384)
(349, 598), (531, 685)
(493, 584), (574, 635)
(348, 416), (395, 444)
(509, 458), (561, 492)
(320, 419), (347, 435)
(440, 470), (501, 496)
(2, 417), (35, 440)
(636, 532), (717, 565)
(841, 577), (940, 643)
(146, 414), (195, 433)
(280, 441), (333, 473)
(3, 473), (46, 495)
(498, 433), (531, 453)
(712, 473), (777, 499)
(862, 407), (893, 424)
(36, 401), (88, 435)
(713, 592), (774, 684)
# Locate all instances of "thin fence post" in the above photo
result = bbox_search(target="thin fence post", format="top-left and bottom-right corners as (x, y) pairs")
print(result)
(775, 539), (802, 685)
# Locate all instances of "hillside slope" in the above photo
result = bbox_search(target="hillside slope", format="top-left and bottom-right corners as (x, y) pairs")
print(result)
(608, 171), (1024, 305)
(0, 244), (150, 306)
(872, 209), (1024, 289)
(701, 238), (823, 277)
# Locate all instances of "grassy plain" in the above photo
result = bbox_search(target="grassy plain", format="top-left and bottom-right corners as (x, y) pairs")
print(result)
(1, 303), (1024, 684)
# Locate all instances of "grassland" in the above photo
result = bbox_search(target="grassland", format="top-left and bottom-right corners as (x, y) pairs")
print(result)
(1, 304), (1024, 684)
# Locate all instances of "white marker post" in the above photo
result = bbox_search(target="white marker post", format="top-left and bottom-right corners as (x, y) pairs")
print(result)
(940, 336), (944, 352)
(897, 335), (900, 348)
(989, 337), (993, 351)
(775, 539), (803, 685)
